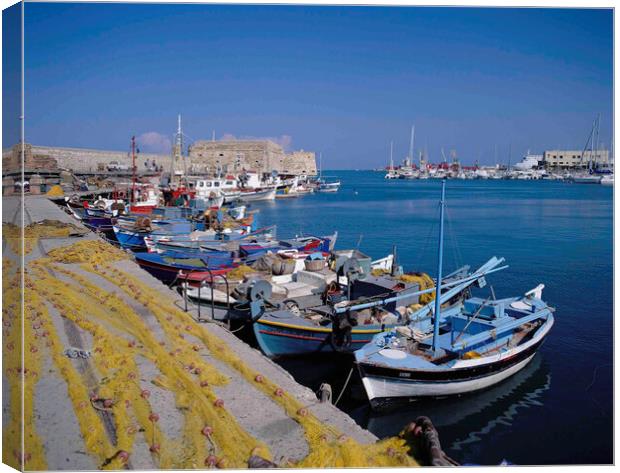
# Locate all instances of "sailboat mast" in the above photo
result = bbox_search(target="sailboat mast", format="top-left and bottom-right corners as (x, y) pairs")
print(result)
(390, 141), (394, 169)
(594, 114), (601, 171)
(177, 114), (186, 183)
(409, 125), (415, 162)
(432, 179), (446, 356)
(508, 143), (512, 169)
(131, 135), (137, 205)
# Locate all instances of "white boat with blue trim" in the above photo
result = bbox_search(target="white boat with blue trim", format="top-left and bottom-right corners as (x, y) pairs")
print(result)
(354, 180), (555, 408)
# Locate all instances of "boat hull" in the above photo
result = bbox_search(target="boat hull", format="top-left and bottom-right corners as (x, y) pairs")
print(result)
(572, 176), (602, 184)
(113, 226), (149, 250)
(129, 204), (158, 214)
(237, 188), (276, 202)
(135, 253), (235, 285)
(253, 319), (387, 358)
(361, 352), (536, 409)
(357, 316), (553, 407)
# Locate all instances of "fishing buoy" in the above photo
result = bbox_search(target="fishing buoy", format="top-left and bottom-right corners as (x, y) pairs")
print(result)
(201, 426), (214, 437)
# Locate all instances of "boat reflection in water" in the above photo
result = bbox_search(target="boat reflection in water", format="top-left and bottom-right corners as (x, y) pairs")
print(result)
(360, 354), (551, 464)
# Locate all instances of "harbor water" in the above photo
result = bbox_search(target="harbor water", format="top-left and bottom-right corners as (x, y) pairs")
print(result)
(251, 171), (613, 465)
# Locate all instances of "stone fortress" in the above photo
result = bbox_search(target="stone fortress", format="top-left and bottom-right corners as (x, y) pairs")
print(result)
(187, 140), (316, 175)
(2, 139), (317, 177)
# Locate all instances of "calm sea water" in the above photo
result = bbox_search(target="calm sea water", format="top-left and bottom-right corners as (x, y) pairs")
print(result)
(250, 171), (613, 465)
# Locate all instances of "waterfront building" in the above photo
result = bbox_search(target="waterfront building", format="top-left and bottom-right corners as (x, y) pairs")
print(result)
(543, 149), (610, 170)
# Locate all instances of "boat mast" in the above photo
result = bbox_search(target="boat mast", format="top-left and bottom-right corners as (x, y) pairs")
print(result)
(508, 143), (511, 170)
(176, 114), (186, 184)
(432, 179), (446, 356)
(131, 135), (137, 205)
(594, 114), (601, 172)
(390, 141), (394, 170)
(409, 125), (415, 163)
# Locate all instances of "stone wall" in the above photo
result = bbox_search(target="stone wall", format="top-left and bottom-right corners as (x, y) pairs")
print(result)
(3, 143), (60, 173)
(188, 140), (317, 175)
(188, 140), (280, 174)
(29, 145), (171, 173)
(281, 150), (317, 175)
(2, 141), (317, 176)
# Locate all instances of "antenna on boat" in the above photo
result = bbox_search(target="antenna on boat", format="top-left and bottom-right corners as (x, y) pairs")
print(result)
(432, 179), (447, 357)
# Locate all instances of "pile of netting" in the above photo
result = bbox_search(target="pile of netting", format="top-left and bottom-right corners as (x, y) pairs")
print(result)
(46, 240), (128, 265)
(224, 264), (256, 281)
(13, 239), (422, 469)
(2, 258), (47, 470)
(3, 220), (89, 255)
(398, 272), (436, 305)
(370, 268), (436, 305)
(46, 185), (65, 197)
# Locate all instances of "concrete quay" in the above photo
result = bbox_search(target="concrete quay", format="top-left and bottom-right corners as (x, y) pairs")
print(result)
(3, 195), (418, 470)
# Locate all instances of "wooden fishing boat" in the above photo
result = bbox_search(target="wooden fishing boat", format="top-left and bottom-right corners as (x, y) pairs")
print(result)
(237, 187), (277, 202)
(275, 192), (299, 199)
(354, 181), (554, 408)
(251, 258), (495, 358)
(144, 225), (276, 253)
(134, 252), (237, 285)
(238, 233), (337, 260)
(113, 221), (197, 251)
(316, 181), (341, 193)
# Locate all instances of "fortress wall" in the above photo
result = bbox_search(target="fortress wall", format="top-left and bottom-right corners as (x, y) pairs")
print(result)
(3, 141), (317, 176)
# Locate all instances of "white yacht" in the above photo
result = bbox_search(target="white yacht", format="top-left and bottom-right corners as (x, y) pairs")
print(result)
(514, 153), (543, 171)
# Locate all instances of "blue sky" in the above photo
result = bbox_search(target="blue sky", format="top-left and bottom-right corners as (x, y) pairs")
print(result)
(3, 2), (21, 147)
(19, 3), (613, 168)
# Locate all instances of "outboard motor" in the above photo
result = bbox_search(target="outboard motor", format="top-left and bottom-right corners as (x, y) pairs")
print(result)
(233, 279), (273, 322)
(335, 257), (366, 300)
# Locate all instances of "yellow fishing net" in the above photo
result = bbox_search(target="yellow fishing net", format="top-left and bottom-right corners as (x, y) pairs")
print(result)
(3, 220), (86, 255)
(224, 264), (256, 280)
(399, 272), (436, 305)
(46, 185), (65, 197)
(46, 240), (127, 264)
(12, 240), (420, 469)
(371, 269), (436, 305)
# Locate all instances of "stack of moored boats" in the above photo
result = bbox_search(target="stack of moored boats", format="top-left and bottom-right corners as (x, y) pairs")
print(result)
(62, 179), (553, 408)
